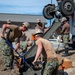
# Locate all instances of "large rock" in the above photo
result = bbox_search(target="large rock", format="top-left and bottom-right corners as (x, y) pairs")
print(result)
(58, 57), (72, 70)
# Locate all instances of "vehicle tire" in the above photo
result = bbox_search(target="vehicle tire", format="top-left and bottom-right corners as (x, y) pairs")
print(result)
(43, 4), (55, 20)
(59, 0), (75, 16)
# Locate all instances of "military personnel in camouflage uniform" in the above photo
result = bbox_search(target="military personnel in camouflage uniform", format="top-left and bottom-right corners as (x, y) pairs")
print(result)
(20, 33), (28, 54)
(0, 22), (30, 71)
(61, 17), (70, 56)
(32, 29), (59, 75)
(15, 37), (32, 68)
(35, 19), (45, 32)
(20, 34), (32, 55)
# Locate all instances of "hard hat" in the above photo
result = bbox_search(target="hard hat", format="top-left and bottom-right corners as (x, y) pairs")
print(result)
(23, 22), (30, 29)
(7, 19), (11, 23)
(61, 17), (67, 23)
(33, 29), (43, 36)
(36, 18), (41, 23)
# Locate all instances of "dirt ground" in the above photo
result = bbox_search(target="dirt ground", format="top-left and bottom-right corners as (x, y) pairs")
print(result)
(58, 48), (75, 75)
(0, 47), (75, 75)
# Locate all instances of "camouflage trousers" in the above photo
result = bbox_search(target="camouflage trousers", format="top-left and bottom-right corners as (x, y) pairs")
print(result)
(41, 58), (59, 75)
(20, 41), (28, 53)
(62, 34), (69, 48)
(0, 39), (14, 69)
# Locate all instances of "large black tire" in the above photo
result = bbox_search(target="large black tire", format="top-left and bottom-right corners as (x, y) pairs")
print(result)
(59, 0), (75, 16)
(43, 4), (55, 20)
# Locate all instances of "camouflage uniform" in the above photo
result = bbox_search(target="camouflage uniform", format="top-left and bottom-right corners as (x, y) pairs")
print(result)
(35, 37), (59, 75)
(16, 41), (28, 56)
(0, 38), (14, 69)
(42, 59), (59, 75)
(62, 34), (69, 48)
(0, 25), (22, 70)
(20, 41), (28, 53)
(61, 17), (70, 55)
(35, 19), (45, 32)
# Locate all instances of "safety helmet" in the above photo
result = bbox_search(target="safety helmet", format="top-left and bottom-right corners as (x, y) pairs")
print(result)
(61, 17), (67, 23)
(22, 22), (30, 29)
(7, 19), (11, 23)
(36, 18), (41, 23)
(33, 29), (43, 36)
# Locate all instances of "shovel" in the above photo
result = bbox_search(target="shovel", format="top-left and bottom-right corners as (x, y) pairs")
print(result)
(2, 38), (33, 70)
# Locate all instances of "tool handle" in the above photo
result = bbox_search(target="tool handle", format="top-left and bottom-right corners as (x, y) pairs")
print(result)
(2, 38), (33, 70)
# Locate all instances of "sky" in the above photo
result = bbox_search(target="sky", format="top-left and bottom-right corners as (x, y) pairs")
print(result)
(0, 0), (57, 26)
